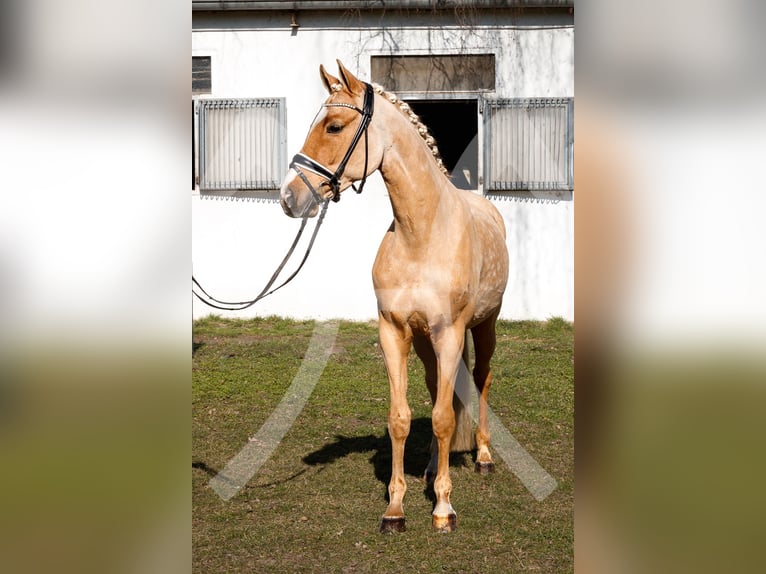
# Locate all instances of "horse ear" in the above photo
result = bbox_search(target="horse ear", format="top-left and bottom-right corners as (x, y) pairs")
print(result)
(320, 64), (341, 94)
(336, 60), (365, 95)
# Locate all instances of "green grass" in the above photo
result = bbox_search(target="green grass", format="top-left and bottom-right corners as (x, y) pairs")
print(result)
(193, 316), (573, 573)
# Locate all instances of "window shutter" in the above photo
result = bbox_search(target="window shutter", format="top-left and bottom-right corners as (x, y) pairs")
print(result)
(198, 98), (286, 193)
(483, 98), (573, 192)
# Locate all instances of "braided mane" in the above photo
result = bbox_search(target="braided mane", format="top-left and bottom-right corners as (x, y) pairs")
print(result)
(371, 83), (449, 176)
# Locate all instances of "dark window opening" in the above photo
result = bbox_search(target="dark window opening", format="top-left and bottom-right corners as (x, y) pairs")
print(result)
(406, 99), (478, 190)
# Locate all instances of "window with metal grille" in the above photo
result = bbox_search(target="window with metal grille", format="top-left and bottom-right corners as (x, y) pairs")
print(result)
(483, 98), (573, 192)
(197, 98), (286, 193)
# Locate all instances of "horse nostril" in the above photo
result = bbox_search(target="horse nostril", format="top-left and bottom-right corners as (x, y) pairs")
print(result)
(280, 197), (293, 217)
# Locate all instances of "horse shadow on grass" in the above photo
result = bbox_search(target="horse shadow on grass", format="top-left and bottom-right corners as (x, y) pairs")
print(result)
(192, 460), (218, 477)
(302, 417), (474, 506)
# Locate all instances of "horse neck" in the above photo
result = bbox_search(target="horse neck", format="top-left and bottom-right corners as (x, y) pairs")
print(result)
(377, 102), (456, 245)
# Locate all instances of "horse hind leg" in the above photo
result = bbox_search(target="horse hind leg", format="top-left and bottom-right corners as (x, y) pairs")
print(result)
(413, 334), (438, 484)
(471, 313), (500, 474)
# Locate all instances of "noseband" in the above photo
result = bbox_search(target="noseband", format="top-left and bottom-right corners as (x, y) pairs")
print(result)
(290, 82), (375, 203)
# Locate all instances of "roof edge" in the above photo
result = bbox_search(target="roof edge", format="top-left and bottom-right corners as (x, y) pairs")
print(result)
(192, 1), (574, 12)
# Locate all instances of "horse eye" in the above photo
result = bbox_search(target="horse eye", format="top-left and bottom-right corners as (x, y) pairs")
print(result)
(326, 123), (344, 134)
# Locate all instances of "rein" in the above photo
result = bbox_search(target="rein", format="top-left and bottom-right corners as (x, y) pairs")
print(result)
(192, 83), (376, 311)
(192, 200), (329, 311)
(290, 82), (375, 203)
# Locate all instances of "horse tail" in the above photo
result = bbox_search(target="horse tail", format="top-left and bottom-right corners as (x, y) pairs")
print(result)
(450, 334), (476, 452)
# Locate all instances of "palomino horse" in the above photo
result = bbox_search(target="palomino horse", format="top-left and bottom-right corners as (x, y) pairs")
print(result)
(280, 61), (509, 533)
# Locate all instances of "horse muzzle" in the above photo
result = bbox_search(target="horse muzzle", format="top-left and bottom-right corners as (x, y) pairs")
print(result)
(280, 171), (321, 218)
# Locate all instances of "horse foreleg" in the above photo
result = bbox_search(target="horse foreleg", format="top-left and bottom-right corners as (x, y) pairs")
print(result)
(378, 316), (412, 533)
(430, 325), (465, 532)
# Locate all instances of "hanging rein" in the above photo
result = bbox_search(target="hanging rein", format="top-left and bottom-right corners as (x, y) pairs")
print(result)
(192, 82), (375, 311)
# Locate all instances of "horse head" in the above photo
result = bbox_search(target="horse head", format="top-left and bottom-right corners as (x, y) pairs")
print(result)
(280, 60), (383, 218)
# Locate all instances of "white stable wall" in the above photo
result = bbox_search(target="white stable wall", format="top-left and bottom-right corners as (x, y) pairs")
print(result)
(192, 9), (574, 321)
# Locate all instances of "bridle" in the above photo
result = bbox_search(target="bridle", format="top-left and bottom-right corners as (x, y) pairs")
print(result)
(289, 82), (375, 204)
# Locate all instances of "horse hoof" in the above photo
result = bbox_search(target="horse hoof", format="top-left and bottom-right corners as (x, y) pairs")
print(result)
(380, 516), (406, 534)
(432, 513), (457, 533)
(475, 461), (495, 475)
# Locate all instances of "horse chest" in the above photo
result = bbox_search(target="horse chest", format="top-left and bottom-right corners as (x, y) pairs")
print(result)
(374, 242), (467, 290)
(373, 251), (473, 328)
